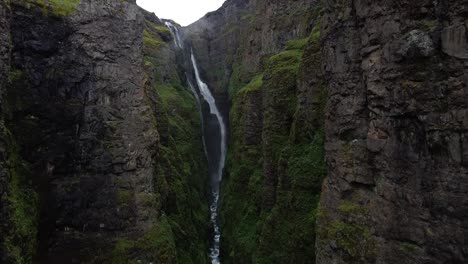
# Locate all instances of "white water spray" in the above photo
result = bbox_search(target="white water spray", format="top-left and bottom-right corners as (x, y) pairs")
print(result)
(191, 52), (226, 264)
(191, 53), (227, 183)
(164, 21), (183, 48)
(165, 21), (226, 264)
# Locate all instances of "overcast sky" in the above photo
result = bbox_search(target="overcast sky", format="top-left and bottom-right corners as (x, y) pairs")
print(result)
(137, 0), (226, 26)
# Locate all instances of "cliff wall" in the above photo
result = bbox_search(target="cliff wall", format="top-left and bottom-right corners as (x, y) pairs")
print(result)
(317, 0), (468, 263)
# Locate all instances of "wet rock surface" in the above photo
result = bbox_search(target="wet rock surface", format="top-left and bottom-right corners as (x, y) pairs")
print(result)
(0, 1), (11, 262)
(317, 0), (468, 263)
(0, 0), (466, 263)
(0, 0), (209, 263)
(185, 0), (326, 262)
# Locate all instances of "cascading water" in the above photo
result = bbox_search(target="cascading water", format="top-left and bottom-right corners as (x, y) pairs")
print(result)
(164, 21), (183, 48)
(165, 21), (227, 264)
(191, 53), (226, 264)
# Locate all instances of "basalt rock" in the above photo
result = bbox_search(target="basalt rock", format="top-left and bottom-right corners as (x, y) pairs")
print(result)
(0, 0), (209, 263)
(185, 0), (326, 262)
(317, 0), (468, 263)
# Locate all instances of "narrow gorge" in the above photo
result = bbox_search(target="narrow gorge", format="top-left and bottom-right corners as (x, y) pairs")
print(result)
(0, 0), (467, 264)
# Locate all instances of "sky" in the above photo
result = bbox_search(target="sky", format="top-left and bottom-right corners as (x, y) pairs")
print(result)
(137, 0), (226, 26)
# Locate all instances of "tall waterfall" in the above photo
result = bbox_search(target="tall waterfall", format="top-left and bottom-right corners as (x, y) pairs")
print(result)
(191, 53), (226, 264)
(191, 53), (227, 183)
(165, 21), (226, 264)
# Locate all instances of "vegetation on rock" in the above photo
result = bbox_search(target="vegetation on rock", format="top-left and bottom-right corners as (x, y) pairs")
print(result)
(105, 17), (210, 263)
(219, 13), (327, 262)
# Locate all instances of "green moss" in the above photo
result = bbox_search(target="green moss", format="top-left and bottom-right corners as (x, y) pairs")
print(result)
(267, 50), (303, 74)
(141, 17), (210, 263)
(154, 25), (169, 32)
(399, 242), (421, 254)
(310, 20), (321, 42)
(19, 0), (80, 16)
(319, 220), (372, 261)
(285, 37), (310, 50)
(109, 239), (135, 264)
(221, 14), (326, 262)
(338, 201), (360, 214)
(108, 215), (177, 263)
(420, 19), (438, 32)
(8, 69), (23, 83)
(48, 0), (80, 16)
(238, 74), (263, 94)
(143, 29), (165, 51)
(116, 190), (132, 205)
(287, 134), (326, 190)
(317, 200), (376, 263)
(1, 126), (39, 263)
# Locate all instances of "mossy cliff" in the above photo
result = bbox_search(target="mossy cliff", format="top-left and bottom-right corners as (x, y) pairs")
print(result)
(1, 0), (467, 263)
(219, 24), (326, 263)
(185, 0), (327, 262)
(0, 1), (210, 263)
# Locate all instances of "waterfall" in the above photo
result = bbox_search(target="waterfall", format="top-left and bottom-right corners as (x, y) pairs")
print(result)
(165, 21), (226, 264)
(191, 52), (226, 264)
(191, 53), (227, 183)
(164, 21), (183, 48)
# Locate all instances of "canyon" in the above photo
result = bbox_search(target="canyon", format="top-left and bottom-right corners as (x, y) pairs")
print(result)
(0, 0), (467, 263)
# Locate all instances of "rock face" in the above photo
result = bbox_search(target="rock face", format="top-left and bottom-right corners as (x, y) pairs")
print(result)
(184, 0), (319, 118)
(1, 0), (466, 263)
(0, 0), (12, 261)
(317, 0), (468, 263)
(0, 0), (209, 263)
(185, 0), (327, 262)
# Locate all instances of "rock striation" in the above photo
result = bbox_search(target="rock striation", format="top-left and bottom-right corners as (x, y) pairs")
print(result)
(317, 0), (468, 263)
(0, 0), (209, 263)
(0, 0), (466, 263)
(185, 0), (326, 262)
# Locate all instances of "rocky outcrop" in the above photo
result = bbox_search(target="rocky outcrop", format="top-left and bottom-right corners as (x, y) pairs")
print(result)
(1, 0), (209, 263)
(317, 0), (468, 263)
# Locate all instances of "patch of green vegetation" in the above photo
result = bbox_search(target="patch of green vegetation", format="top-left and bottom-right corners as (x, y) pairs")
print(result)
(116, 190), (133, 205)
(317, 200), (376, 263)
(287, 134), (326, 190)
(420, 19), (438, 32)
(136, 17), (210, 263)
(221, 13), (327, 263)
(310, 20), (321, 42)
(399, 242), (421, 254)
(143, 29), (165, 51)
(19, 0), (80, 16)
(154, 25), (169, 32)
(338, 200), (365, 214)
(239, 10), (255, 23)
(8, 69), (23, 83)
(48, 0), (80, 16)
(267, 49), (303, 74)
(238, 74), (263, 94)
(318, 220), (372, 262)
(286, 37), (310, 51)
(108, 215), (177, 263)
(1, 125), (39, 264)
